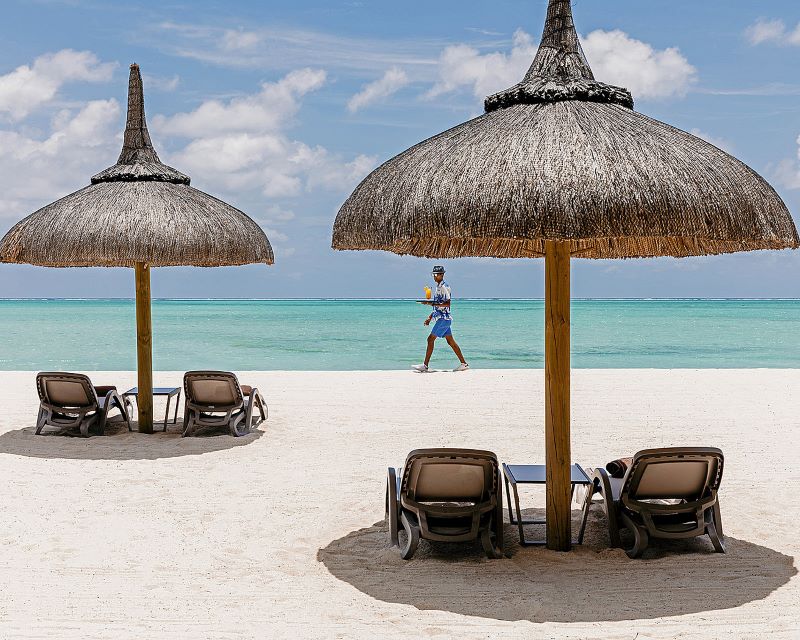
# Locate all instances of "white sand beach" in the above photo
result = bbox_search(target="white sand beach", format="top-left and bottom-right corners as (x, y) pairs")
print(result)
(0, 369), (798, 639)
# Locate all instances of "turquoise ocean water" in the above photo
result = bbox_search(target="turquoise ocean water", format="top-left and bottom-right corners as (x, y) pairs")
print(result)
(0, 299), (797, 370)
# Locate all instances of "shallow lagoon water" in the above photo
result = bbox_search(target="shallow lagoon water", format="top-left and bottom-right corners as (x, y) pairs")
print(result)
(0, 299), (797, 370)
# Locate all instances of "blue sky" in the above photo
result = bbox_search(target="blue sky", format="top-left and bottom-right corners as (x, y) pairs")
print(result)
(2, 0), (800, 298)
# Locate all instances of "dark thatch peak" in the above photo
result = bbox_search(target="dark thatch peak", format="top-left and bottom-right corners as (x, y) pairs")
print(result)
(485, 0), (634, 112)
(91, 64), (189, 185)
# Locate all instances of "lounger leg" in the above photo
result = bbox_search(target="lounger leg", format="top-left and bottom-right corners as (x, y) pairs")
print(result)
(712, 501), (724, 539)
(591, 469), (622, 548)
(386, 468), (399, 547)
(230, 412), (247, 437)
(399, 512), (419, 560)
(621, 513), (648, 559)
(706, 507), (726, 553)
(35, 407), (48, 435)
(480, 528), (503, 559)
(182, 408), (192, 437)
(252, 390), (267, 422)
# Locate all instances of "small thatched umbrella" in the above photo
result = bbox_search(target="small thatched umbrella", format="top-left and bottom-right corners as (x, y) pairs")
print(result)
(333, 0), (799, 550)
(0, 64), (273, 433)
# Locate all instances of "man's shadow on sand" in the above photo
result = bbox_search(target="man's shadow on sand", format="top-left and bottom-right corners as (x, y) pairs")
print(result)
(318, 507), (797, 623)
(0, 419), (264, 461)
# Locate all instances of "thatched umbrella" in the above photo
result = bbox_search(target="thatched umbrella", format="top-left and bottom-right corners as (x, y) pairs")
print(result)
(332, 0), (799, 550)
(0, 64), (273, 433)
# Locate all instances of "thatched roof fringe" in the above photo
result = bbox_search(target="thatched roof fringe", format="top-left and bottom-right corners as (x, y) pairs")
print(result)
(333, 97), (798, 259)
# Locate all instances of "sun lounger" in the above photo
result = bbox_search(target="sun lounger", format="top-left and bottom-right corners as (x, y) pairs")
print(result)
(581, 447), (725, 558)
(182, 370), (267, 437)
(386, 448), (503, 560)
(35, 372), (131, 437)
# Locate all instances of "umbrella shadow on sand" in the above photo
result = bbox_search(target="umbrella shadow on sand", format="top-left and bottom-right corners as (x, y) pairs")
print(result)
(318, 507), (797, 623)
(0, 419), (264, 461)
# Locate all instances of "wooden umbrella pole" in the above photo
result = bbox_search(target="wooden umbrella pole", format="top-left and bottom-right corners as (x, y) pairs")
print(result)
(544, 240), (571, 551)
(134, 262), (154, 434)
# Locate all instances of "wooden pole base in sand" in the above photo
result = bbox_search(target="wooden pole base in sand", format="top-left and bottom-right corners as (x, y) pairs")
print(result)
(545, 241), (571, 551)
(135, 262), (154, 434)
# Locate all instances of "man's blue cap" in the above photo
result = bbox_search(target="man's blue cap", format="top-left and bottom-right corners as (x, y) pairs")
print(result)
(432, 265), (445, 274)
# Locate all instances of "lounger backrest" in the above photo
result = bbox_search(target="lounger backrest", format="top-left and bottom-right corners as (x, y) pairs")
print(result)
(184, 371), (243, 409)
(402, 449), (498, 503)
(36, 372), (97, 408)
(623, 447), (723, 501)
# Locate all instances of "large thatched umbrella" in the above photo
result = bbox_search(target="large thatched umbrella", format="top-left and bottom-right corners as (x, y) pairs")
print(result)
(0, 64), (273, 433)
(333, 0), (799, 550)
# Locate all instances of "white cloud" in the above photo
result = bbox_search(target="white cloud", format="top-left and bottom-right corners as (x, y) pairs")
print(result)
(582, 30), (697, 99)
(426, 30), (536, 100)
(771, 134), (800, 190)
(0, 99), (120, 219)
(154, 69), (377, 225)
(425, 29), (695, 103)
(0, 49), (115, 120)
(688, 128), (733, 153)
(153, 68), (326, 137)
(347, 67), (409, 112)
(745, 18), (800, 46)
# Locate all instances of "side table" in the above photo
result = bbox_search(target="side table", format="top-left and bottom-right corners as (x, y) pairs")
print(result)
(123, 387), (181, 432)
(502, 463), (592, 546)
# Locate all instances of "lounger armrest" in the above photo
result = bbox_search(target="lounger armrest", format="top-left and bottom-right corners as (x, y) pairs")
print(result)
(591, 467), (618, 501)
(247, 387), (265, 410)
(100, 389), (124, 410)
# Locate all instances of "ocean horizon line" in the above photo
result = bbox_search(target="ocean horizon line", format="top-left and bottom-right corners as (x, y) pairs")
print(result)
(2, 297), (800, 302)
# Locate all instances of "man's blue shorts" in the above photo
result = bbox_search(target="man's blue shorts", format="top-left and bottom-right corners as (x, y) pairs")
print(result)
(430, 318), (453, 338)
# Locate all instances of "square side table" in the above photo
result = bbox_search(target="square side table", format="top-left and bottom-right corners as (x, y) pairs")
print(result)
(123, 387), (181, 432)
(502, 463), (591, 546)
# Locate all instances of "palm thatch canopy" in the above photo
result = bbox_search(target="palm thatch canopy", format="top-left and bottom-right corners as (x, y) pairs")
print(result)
(332, 0), (799, 259)
(0, 64), (273, 268)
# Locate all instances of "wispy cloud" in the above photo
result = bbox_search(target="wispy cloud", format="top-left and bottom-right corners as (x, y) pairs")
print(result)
(142, 73), (180, 92)
(153, 22), (443, 76)
(347, 67), (409, 113)
(698, 83), (800, 97)
(745, 18), (800, 46)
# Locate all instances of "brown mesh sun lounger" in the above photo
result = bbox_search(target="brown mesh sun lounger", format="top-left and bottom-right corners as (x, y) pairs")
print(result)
(581, 447), (725, 558)
(182, 371), (267, 437)
(386, 448), (504, 560)
(36, 372), (132, 437)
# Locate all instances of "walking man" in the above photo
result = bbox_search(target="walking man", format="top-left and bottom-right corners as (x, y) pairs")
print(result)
(413, 266), (469, 372)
